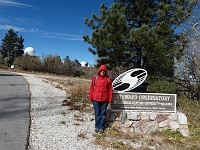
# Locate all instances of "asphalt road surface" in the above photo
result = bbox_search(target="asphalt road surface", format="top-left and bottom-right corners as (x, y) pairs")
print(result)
(0, 70), (30, 150)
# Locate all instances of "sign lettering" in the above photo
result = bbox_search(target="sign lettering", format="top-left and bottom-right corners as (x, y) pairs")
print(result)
(111, 92), (176, 112)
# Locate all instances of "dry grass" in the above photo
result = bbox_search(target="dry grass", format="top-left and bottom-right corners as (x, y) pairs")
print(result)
(45, 75), (200, 150)
(56, 78), (200, 150)
(5, 69), (200, 150)
(42, 77), (93, 113)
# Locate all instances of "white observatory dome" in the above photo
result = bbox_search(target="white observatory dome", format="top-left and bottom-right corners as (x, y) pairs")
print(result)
(24, 47), (35, 56)
(81, 61), (86, 67)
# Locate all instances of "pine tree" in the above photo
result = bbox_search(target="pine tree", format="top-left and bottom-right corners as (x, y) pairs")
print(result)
(83, 0), (197, 78)
(1, 29), (24, 66)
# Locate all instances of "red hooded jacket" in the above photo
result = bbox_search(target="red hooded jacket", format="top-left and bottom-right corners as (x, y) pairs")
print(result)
(88, 65), (113, 103)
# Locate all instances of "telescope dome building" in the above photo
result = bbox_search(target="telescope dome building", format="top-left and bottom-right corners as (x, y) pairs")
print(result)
(24, 47), (35, 56)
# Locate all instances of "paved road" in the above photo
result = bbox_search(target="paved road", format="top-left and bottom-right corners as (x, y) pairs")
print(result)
(0, 70), (30, 150)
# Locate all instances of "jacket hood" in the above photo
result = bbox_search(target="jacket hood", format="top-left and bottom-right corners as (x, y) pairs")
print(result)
(98, 64), (108, 74)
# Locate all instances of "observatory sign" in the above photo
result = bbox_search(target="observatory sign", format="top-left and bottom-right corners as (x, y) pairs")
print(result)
(111, 69), (176, 112)
(111, 92), (176, 112)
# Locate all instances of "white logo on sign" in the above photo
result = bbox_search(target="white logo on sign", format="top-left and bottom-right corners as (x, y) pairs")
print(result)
(113, 68), (147, 92)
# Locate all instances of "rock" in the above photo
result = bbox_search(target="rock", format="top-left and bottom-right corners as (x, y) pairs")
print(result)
(127, 112), (141, 121)
(133, 120), (148, 134)
(179, 124), (190, 137)
(142, 121), (158, 133)
(109, 112), (116, 122)
(178, 113), (188, 124)
(168, 113), (178, 121)
(111, 121), (120, 129)
(170, 121), (180, 131)
(115, 111), (122, 121)
(120, 121), (133, 128)
(119, 127), (132, 133)
(141, 112), (151, 120)
(133, 123), (143, 134)
(158, 120), (169, 128)
(107, 110), (189, 137)
(157, 114), (168, 123)
(149, 113), (157, 121)
(106, 110), (111, 121)
(121, 111), (127, 124)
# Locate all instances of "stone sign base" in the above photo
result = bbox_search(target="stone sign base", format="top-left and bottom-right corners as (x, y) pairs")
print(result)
(105, 110), (189, 137)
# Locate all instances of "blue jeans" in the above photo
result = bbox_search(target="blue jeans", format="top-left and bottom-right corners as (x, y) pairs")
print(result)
(92, 100), (108, 130)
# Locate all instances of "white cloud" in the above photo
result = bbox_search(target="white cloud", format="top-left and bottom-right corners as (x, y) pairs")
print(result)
(0, 24), (23, 31)
(0, 0), (32, 8)
(0, 1), (82, 41)
(41, 33), (83, 41)
(0, 24), (83, 41)
(0, 24), (38, 33)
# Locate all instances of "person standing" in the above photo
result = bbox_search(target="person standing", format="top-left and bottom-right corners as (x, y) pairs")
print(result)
(89, 64), (113, 133)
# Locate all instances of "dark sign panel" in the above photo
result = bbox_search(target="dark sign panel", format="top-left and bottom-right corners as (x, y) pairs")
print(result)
(111, 92), (176, 112)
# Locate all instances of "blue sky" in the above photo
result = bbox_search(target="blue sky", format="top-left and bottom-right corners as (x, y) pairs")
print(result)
(0, 0), (114, 65)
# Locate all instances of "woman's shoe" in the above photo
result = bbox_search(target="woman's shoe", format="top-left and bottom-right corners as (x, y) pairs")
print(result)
(94, 129), (99, 133)
(99, 129), (104, 134)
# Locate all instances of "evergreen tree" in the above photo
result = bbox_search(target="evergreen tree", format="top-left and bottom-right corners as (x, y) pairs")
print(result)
(42, 55), (62, 74)
(83, 0), (197, 78)
(71, 59), (83, 76)
(63, 55), (73, 76)
(1, 29), (24, 66)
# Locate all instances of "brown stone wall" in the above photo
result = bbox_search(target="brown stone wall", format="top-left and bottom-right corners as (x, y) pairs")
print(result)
(105, 110), (189, 137)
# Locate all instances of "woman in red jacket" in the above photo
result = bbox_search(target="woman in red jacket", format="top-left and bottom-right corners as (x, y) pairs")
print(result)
(89, 64), (113, 133)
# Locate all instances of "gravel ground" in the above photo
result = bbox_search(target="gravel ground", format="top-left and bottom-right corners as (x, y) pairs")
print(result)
(19, 73), (112, 150)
